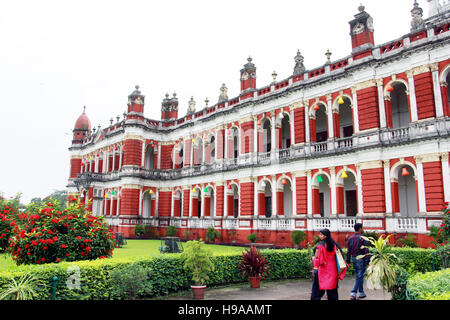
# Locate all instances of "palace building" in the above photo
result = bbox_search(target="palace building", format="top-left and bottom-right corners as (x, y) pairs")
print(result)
(67, 1), (450, 247)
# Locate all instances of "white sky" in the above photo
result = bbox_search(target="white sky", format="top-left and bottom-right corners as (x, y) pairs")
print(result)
(0, 0), (431, 204)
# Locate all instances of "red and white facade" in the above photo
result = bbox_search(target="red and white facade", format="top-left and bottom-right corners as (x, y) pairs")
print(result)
(68, 3), (450, 247)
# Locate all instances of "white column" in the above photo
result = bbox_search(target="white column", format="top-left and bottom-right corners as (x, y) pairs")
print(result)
(189, 190), (193, 218)
(112, 150), (116, 171)
(304, 106), (310, 143)
(224, 184), (228, 217)
(138, 189), (143, 216)
(141, 143), (146, 167)
(292, 174), (297, 216)
(190, 136), (195, 165)
(157, 144), (162, 169)
(356, 165), (364, 215)
(119, 150), (123, 170)
(254, 180), (258, 217)
(307, 170), (312, 216)
(290, 109), (295, 145)
(377, 79), (387, 128)
(116, 193), (120, 216)
(407, 74), (418, 122)
(415, 158), (427, 213)
(171, 190), (175, 217)
(253, 118), (258, 155)
(103, 153), (107, 173)
(326, 95), (334, 139)
(431, 64), (444, 118)
(202, 136), (206, 164)
(272, 175), (277, 217)
(351, 87), (360, 133)
(224, 131), (229, 160)
(271, 113), (276, 160)
(330, 167), (337, 216)
(383, 160), (393, 215)
(441, 153), (450, 202)
(155, 190), (159, 217)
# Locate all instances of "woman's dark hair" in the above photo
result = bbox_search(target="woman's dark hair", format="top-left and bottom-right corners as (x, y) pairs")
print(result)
(319, 228), (336, 252)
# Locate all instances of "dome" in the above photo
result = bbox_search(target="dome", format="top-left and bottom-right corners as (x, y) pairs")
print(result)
(74, 107), (92, 131)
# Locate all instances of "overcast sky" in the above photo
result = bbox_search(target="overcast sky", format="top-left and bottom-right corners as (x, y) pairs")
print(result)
(0, 0), (431, 204)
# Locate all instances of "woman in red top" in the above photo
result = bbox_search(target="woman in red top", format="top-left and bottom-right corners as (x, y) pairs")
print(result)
(311, 228), (345, 300)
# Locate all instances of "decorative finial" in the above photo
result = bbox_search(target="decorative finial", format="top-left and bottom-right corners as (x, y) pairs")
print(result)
(272, 71), (277, 83)
(116, 115), (120, 122)
(325, 49), (332, 64)
(205, 98), (209, 108)
(247, 56), (252, 63)
(110, 118), (113, 125)
(187, 96), (196, 115)
(218, 84), (228, 102)
(83, 106), (86, 113)
(358, 3), (365, 12)
(135, 85), (139, 90)
(173, 92), (177, 98)
(293, 49), (306, 75)
(411, 0), (425, 31)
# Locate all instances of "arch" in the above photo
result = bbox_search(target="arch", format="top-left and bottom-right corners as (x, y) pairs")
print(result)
(142, 191), (153, 218)
(335, 95), (354, 138)
(208, 135), (216, 163)
(311, 170), (331, 187)
(389, 82), (410, 129)
(280, 114), (291, 149)
(390, 160), (418, 180)
(309, 102), (328, 143)
(259, 179), (273, 218)
(439, 63), (450, 84)
(309, 101), (328, 117)
(226, 183), (240, 218)
(336, 168), (358, 216)
(203, 185), (215, 217)
(390, 163), (418, 217)
(311, 171), (331, 217)
(384, 78), (410, 97)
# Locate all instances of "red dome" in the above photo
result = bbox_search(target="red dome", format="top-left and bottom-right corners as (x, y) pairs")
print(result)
(74, 108), (92, 131)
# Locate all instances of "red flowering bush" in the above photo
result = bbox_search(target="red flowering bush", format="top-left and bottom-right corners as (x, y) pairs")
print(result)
(7, 197), (116, 265)
(0, 194), (23, 252)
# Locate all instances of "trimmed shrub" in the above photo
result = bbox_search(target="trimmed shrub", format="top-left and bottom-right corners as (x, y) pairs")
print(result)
(0, 247), (440, 300)
(165, 226), (178, 237)
(407, 268), (450, 300)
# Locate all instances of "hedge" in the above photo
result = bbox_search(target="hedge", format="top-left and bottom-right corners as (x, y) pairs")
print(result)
(0, 247), (440, 300)
(407, 268), (450, 300)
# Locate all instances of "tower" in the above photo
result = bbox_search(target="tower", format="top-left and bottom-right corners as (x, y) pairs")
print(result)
(72, 106), (92, 145)
(127, 85), (145, 117)
(161, 93), (178, 121)
(349, 4), (375, 59)
(240, 57), (256, 92)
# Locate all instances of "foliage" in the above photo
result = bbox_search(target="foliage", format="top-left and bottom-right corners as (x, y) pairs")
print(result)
(395, 234), (418, 248)
(429, 203), (449, 246)
(436, 243), (450, 269)
(362, 231), (379, 242)
(238, 246), (269, 279)
(290, 231), (306, 248)
(358, 235), (399, 291)
(134, 224), (146, 238)
(205, 227), (221, 243)
(390, 268), (409, 300)
(109, 263), (152, 299)
(246, 233), (260, 243)
(181, 240), (214, 286)
(165, 226), (178, 237)
(7, 197), (116, 265)
(0, 271), (44, 300)
(407, 268), (450, 300)
(0, 194), (23, 252)
(228, 230), (237, 242)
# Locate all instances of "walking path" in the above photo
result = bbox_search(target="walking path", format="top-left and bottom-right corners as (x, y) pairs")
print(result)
(162, 276), (391, 300)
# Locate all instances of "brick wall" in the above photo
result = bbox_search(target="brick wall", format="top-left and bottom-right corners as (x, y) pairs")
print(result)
(423, 161), (445, 212)
(294, 108), (305, 144)
(361, 167), (385, 213)
(122, 139), (142, 166)
(70, 158), (81, 178)
(158, 192), (172, 217)
(119, 188), (140, 216)
(357, 86), (380, 131)
(296, 176), (307, 214)
(240, 182), (254, 216)
(414, 72), (436, 120)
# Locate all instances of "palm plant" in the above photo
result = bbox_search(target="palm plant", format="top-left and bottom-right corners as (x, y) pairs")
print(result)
(357, 235), (399, 292)
(0, 272), (44, 300)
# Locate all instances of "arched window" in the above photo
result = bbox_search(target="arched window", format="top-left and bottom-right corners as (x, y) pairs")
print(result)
(338, 97), (354, 138)
(281, 115), (291, 149)
(282, 179), (292, 217)
(209, 136), (216, 163)
(313, 104), (328, 143)
(145, 145), (155, 170)
(394, 165), (418, 217)
(143, 191), (152, 218)
(263, 119), (272, 152)
(389, 82), (410, 129)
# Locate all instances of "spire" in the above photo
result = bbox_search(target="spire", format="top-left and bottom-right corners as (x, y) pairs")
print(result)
(411, 0), (425, 31)
(293, 50), (305, 75)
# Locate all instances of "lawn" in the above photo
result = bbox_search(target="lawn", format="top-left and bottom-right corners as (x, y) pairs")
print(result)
(0, 240), (247, 271)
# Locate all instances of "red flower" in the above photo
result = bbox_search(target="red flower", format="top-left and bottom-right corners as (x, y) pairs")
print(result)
(60, 244), (67, 248)
(43, 246), (48, 250)
(85, 246), (91, 252)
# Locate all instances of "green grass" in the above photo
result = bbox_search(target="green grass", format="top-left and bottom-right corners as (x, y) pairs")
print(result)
(0, 240), (246, 271)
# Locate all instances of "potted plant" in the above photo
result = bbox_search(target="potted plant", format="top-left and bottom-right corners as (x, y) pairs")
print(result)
(246, 232), (260, 244)
(205, 227), (221, 243)
(229, 230), (237, 244)
(238, 246), (269, 288)
(181, 240), (214, 299)
(165, 225), (178, 237)
(290, 230), (306, 249)
(357, 235), (399, 294)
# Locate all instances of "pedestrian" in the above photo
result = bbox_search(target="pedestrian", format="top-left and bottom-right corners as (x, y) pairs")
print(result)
(346, 223), (370, 300)
(310, 228), (345, 300)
